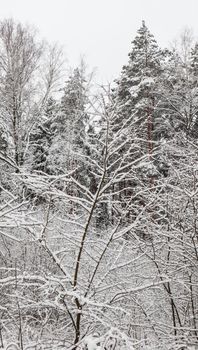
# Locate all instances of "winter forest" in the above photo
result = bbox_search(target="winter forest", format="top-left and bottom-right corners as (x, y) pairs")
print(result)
(0, 17), (198, 350)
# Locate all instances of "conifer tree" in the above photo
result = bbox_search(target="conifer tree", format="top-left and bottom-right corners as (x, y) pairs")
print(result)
(108, 22), (169, 225)
(189, 43), (198, 137)
(113, 21), (167, 175)
(114, 21), (162, 123)
(160, 39), (198, 138)
(31, 97), (58, 174)
(41, 64), (91, 209)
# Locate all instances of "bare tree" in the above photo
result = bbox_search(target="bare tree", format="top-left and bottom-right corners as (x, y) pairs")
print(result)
(0, 19), (64, 170)
(0, 19), (43, 167)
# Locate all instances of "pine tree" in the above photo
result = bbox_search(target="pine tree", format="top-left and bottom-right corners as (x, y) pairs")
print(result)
(114, 21), (163, 124)
(112, 21), (167, 174)
(111, 23), (168, 196)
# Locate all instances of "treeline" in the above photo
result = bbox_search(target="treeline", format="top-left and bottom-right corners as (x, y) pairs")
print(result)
(0, 19), (198, 350)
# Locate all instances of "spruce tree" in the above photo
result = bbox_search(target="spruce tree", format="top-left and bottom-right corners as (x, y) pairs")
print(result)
(161, 41), (198, 138)
(31, 97), (58, 174)
(189, 43), (198, 137)
(46, 65), (89, 205)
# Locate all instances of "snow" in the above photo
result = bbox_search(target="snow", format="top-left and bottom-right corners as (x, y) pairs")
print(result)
(140, 77), (155, 86)
(84, 335), (102, 350)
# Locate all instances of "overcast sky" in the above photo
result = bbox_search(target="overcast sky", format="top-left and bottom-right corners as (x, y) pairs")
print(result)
(0, 0), (198, 83)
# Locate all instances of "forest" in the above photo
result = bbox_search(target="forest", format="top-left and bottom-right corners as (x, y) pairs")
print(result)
(0, 18), (197, 350)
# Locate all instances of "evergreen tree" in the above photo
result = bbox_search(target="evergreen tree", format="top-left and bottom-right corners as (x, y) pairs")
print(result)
(189, 43), (198, 137)
(114, 21), (163, 125)
(190, 42), (198, 76)
(31, 97), (59, 174)
(0, 127), (7, 155)
(160, 41), (198, 138)
(112, 21), (167, 175)
(49, 66), (88, 176)
(0, 125), (9, 192)
(60, 67), (87, 150)
(109, 22), (169, 219)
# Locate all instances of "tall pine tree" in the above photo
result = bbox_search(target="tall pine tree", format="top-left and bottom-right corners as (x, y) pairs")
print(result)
(112, 21), (167, 174)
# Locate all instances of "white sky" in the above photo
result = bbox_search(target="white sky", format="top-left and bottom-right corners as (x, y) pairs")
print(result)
(0, 0), (197, 83)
